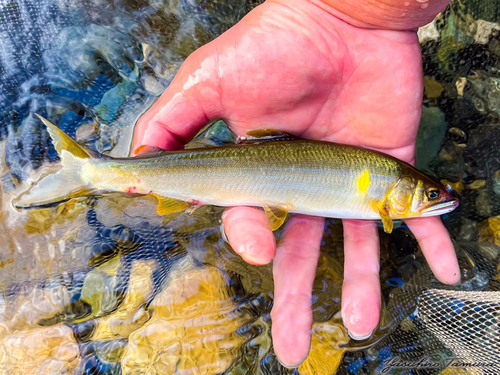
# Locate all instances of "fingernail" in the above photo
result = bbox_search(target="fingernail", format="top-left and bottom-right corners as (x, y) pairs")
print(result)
(278, 357), (302, 369)
(133, 145), (163, 156)
(347, 329), (373, 341)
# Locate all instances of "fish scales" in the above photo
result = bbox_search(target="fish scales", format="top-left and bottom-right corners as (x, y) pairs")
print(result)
(90, 141), (402, 220)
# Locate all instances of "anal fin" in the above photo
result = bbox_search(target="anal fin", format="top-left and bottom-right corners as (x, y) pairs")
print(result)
(263, 203), (289, 231)
(153, 195), (191, 216)
(371, 200), (393, 234)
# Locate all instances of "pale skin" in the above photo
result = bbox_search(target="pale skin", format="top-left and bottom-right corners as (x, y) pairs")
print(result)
(133, 0), (459, 367)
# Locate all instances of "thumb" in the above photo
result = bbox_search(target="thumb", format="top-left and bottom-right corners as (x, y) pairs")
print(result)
(132, 44), (223, 154)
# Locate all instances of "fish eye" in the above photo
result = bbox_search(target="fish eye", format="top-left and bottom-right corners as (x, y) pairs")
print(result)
(426, 188), (439, 200)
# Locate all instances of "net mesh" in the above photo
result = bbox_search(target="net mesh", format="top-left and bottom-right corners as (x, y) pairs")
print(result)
(420, 289), (500, 373)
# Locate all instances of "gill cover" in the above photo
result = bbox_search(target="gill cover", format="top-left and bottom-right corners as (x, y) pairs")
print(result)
(14, 115), (96, 209)
(372, 176), (416, 234)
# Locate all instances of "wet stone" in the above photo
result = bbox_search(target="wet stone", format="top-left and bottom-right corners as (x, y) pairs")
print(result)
(459, 124), (500, 177)
(0, 172), (18, 194)
(457, 219), (479, 242)
(90, 260), (155, 341)
(298, 318), (348, 375)
(416, 106), (449, 172)
(0, 325), (80, 374)
(121, 259), (255, 375)
(76, 339), (125, 375)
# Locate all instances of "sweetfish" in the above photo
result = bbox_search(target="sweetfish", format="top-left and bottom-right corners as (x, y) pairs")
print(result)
(15, 115), (459, 233)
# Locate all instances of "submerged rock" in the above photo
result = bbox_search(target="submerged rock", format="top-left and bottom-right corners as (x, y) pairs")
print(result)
(416, 106), (449, 173)
(121, 259), (253, 374)
(90, 259), (155, 341)
(298, 318), (348, 375)
(0, 325), (80, 374)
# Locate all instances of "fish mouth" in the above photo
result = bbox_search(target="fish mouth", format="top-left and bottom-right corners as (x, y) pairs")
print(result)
(420, 198), (459, 216)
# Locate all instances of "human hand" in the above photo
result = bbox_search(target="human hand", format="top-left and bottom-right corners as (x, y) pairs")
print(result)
(132, 0), (460, 367)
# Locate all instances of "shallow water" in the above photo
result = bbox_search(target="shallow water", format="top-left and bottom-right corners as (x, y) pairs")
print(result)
(1, 0), (500, 374)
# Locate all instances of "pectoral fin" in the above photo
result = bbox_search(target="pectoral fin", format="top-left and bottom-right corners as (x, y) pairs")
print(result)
(379, 211), (393, 234)
(371, 200), (393, 234)
(262, 203), (289, 231)
(154, 195), (191, 216)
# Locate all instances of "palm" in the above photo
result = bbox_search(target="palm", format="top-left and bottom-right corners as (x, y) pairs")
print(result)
(212, 2), (423, 164)
(135, 1), (422, 162)
(133, 0), (458, 367)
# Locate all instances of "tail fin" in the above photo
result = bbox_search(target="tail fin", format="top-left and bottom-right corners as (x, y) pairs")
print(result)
(14, 115), (96, 209)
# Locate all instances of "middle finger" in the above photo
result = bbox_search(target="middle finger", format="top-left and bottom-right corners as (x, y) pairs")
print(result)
(342, 219), (381, 340)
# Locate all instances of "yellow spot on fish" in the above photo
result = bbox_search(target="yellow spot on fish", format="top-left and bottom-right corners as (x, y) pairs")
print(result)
(357, 170), (370, 195)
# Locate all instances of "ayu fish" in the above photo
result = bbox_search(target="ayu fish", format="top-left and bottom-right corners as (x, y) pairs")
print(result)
(15, 115), (459, 233)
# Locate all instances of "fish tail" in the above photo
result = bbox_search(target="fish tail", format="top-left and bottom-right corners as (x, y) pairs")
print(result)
(14, 115), (98, 209)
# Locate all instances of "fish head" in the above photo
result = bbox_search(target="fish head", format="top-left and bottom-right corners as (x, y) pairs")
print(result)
(387, 172), (459, 218)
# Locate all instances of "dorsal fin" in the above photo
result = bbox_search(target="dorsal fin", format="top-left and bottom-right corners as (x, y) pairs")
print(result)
(236, 129), (302, 145)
